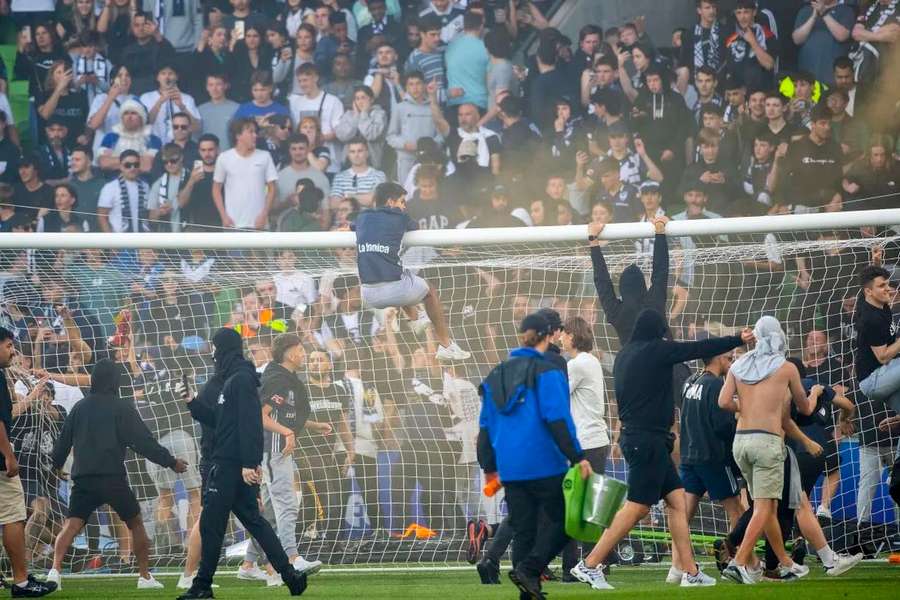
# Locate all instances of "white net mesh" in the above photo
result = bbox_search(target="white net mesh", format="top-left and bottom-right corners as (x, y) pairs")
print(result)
(1, 222), (898, 573)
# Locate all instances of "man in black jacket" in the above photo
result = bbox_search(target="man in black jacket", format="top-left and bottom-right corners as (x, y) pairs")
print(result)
(48, 359), (187, 590)
(178, 328), (307, 599)
(571, 309), (751, 589)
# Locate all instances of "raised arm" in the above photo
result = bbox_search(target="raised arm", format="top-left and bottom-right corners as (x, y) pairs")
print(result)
(661, 333), (745, 366)
(588, 222), (623, 323)
(647, 218), (670, 312)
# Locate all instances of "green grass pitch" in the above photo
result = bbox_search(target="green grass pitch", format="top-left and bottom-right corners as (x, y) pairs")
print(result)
(52, 562), (898, 599)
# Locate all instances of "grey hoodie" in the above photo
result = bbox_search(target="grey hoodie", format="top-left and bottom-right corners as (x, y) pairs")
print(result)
(386, 94), (442, 180)
(143, 0), (202, 54)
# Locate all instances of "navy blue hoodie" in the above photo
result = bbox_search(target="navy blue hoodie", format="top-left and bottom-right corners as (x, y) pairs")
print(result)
(353, 206), (418, 284)
(478, 347), (583, 482)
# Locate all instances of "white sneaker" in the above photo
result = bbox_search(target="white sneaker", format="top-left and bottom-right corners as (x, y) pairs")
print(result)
(665, 565), (684, 584)
(787, 562), (809, 578)
(176, 574), (193, 589)
(45, 568), (61, 590)
(722, 564), (760, 585)
(266, 572), (283, 587)
(410, 314), (431, 336)
(136, 574), (164, 589)
(816, 505), (832, 520)
(825, 553), (863, 577)
(292, 557), (323, 576)
(681, 568), (716, 587)
(436, 341), (470, 362)
(237, 565), (269, 581)
(569, 560), (614, 590)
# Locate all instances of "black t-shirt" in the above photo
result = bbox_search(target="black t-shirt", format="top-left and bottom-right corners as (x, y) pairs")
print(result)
(182, 172), (221, 229)
(0, 371), (12, 471)
(782, 136), (843, 199)
(790, 377), (834, 452)
(12, 182), (54, 224)
(10, 399), (67, 493)
(301, 379), (351, 451)
(35, 90), (89, 146)
(856, 299), (897, 382)
(680, 371), (735, 465)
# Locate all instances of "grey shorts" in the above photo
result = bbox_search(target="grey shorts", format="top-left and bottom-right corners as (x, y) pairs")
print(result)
(146, 429), (201, 491)
(361, 270), (429, 309)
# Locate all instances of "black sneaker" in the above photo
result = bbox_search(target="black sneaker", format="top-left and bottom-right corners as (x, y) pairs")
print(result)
(509, 569), (545, 600)
(476, 557), (500, 584)
(790, 537), (808, 566)
(176, 586), (214, 599)
(283, 571), (308, 596)
(10, 575), (57, 598)
(539, 566), (558, 581)
(713, 539), (731, 573)
(763, 567), (799, 582)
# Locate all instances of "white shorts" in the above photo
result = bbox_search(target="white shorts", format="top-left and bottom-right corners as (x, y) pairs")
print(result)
(361, 270), (430, 309)
(146, 429), (201, 491)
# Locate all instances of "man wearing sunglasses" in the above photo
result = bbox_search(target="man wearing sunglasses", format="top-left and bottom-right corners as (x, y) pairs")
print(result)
(97, 150), (152, 233)
(151, 112), (199, 178)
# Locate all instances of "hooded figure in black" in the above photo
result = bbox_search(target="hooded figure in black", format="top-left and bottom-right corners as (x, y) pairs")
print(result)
(183, 328), (308, 600)
(590, 224), (669, 346)
(574, 309), (746, 584)
(50, 359), (184, 587)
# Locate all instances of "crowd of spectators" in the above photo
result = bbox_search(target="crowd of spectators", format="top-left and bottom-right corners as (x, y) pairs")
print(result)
(0, 0), (899, 566)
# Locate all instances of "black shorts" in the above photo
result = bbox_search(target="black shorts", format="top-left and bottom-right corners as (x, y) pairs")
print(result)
(620, 431), (683, 506)
(823, 437), (840, 473)
(68, 475), (140, 523)
(795, 450), (826, 496)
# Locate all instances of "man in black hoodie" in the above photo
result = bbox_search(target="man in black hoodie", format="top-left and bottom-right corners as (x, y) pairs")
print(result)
(589, 218), (669, 345)
(48, 359), (187, 590)
(570, 309), (752, 590)
(178, 328), (307, 599)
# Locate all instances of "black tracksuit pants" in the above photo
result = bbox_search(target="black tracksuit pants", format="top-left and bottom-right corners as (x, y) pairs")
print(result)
(194, 461), (292, 589)
(504, 473), (569, 579)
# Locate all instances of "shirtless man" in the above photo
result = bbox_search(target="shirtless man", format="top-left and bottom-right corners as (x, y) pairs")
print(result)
(717, 316), (814, 585)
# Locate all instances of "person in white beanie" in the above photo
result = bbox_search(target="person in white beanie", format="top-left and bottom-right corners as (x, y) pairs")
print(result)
(97, 98), (163, 174)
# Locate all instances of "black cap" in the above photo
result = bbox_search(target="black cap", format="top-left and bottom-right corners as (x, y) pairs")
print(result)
(535, 308), (562, 332)
(268, 113), (291, 127)
(45, 116), (68, 128)
(607, 120), (629, 137)
(491, 184), (509, 196)
(519, 313), (551, 336)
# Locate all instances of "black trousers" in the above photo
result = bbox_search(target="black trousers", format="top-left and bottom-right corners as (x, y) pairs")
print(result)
(194, 461), (291, 589)
(505, 473), (569, 579)
(300, 445), (348, 540)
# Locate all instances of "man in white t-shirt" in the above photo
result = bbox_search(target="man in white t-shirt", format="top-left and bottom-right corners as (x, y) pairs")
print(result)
(288, 63), (344, 174)
(97, 150), (152, 232)
(212, 118), (278, 230)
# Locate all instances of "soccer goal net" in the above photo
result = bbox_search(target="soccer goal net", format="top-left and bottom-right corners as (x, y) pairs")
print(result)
(1, 209), (898, 573)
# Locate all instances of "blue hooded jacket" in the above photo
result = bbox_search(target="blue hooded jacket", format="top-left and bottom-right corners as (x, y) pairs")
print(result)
(478, 347), (582, 482)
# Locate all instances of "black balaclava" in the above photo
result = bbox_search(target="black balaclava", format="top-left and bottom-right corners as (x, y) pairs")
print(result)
(619, 264), (648, 302)
(90, 358), (123, 395)
(212, 327), (244, 376)
(630, 308), (668, 342)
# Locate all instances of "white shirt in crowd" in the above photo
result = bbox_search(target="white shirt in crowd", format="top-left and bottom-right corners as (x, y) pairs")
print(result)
(288, 90), (344, 172)
(97, 178), (142, 232)
(212, 148), (278, 229)
(567, 351), (610, 450)
(273, 270), (318, 310)
(139, 90), (202, 144)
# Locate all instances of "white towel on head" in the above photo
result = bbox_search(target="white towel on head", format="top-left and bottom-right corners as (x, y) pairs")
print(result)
(730, 315), (786, 385)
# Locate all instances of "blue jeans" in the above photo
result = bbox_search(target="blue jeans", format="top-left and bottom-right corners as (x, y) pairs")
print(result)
(860, 357), (900, 415)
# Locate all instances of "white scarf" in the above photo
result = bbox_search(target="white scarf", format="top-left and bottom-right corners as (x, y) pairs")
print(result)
(111, 122), (154, 155)
(456, 127), (492, 168)
(730, 315), (786, 385)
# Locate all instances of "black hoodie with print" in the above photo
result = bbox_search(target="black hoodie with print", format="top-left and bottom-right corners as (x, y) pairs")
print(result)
(52, 359), (176, 480)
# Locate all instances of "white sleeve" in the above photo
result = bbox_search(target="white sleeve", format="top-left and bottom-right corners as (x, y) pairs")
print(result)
(567, 358), (584, 395)
(97, 183), (116, 209)
(0, 94), (12, 123)
(148, 179), (161, 210)
(323, 96), (344, 134)
(764, 233), (783, 264)
(183, 95), (202, 120)
(87, 93), (105, 120)
(265, 153), (278, 182)
(212, 153), (228, 183)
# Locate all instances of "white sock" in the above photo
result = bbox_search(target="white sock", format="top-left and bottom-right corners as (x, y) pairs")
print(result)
(15, 580), (28, 588)
(817, 545), (835, 568)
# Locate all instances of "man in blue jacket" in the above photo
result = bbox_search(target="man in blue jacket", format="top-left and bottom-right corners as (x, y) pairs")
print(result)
(354, 181), (470, 362)
(478, 312), (591, 600)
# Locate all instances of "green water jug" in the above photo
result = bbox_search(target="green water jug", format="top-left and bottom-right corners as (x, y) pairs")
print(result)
(563, 467), (628, 542)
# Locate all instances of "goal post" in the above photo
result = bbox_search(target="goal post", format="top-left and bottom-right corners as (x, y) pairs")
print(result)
(2, 208), (899, 572)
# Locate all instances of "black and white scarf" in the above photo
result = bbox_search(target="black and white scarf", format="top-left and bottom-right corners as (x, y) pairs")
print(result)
(39, 144), (70, 176)
(864, 0), (899, 32)
(693, 21), (722, 72)
(728, 23), (767, 64)
(117, 176), (150, 232)
(74, 54), (110, 104)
